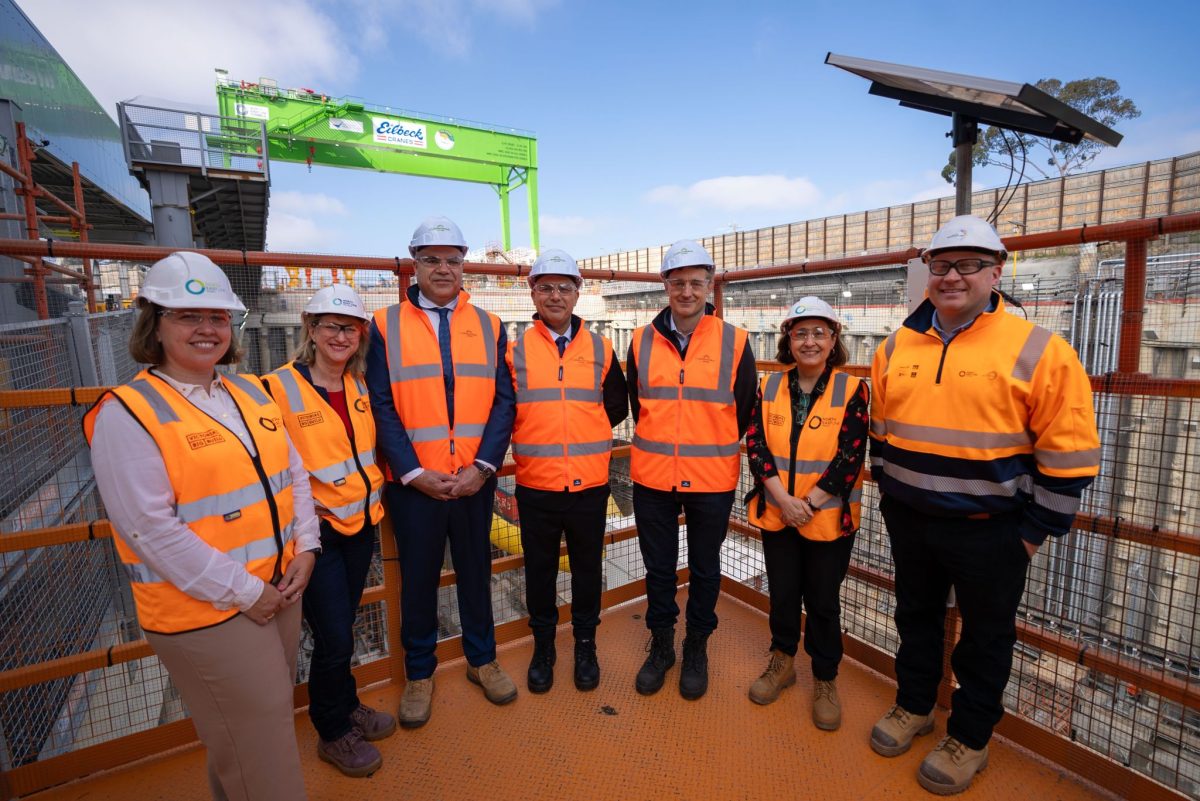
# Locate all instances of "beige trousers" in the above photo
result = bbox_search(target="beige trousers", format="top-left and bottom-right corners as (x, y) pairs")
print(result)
(146, 601), (306, 801)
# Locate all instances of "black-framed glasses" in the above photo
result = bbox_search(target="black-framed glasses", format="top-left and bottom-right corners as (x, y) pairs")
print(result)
(417, 255), (465, 268)
(926, 257), (997, 276)
(158, 310), (232, 328)
(313, 321), (362, 337)
(532, 282), (578, 296)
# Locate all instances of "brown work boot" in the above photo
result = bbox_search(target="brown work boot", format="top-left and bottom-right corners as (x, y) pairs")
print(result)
(398, 677), (433, 729)
(317, 727), (382, 778)
(467, 660), (518, 705)
(870, 704), (935, 756)
(350, 702), (397, 741)
(748, 650), (796, 705)
(918, 736), (989, 795)
(812, 679), (842, 731)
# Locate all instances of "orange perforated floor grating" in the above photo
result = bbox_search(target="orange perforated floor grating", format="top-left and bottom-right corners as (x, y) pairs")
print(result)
(30, 591), (1115, 801)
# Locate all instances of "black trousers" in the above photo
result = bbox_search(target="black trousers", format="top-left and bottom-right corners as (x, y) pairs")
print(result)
(761, 527), (856, 681)
(633, 484), (734, 636)
(881, 494), (1030, 750)
(515, 483), (609, 641)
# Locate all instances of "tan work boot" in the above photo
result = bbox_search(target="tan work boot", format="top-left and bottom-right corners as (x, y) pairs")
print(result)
(812, 679), (842, 731)
(467, 660), (518, 705)
(870, 704), (935, 756)
(398, 678), (433, 729)
(918, 736), (989, 795)
(748, 651), (796, 705)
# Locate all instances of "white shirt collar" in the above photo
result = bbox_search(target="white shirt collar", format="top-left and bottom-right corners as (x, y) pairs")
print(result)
(417, 290), (458, 311)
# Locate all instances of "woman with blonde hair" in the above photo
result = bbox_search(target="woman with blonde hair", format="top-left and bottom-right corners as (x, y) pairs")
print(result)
(262, 283), (392, 778)
(85, 251), (318, 800)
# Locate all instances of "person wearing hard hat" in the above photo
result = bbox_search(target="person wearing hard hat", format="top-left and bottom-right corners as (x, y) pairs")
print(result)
(365, 216), (517, 727)
(625, 239), (757, 700)
(84, 252), (320, 800)
(743, 297), (868, 730)
(505, 249), (628, 694)
(261, 284), (392, 778)
(868, 216), (1099, 794)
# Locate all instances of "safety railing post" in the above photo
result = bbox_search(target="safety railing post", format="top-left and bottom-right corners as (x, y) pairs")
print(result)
(65, 300), (100, 387)
(1118, 237), (1148, 374)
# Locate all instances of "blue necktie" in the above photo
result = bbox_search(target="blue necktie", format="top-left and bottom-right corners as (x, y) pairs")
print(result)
(556, 335), (568, 357)
(435, 307), (455, 427)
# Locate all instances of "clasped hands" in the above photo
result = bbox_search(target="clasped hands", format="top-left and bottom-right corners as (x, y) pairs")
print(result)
(409, 464), (486, 501)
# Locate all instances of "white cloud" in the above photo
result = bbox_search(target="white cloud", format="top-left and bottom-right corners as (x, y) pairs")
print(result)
(272, 191), (350, 217)
(21, 0), (357, 118)
(645, 175), (823, 214)
(266, 211), (342, 253)
(541, 214), (602, 237)
(344, 0), (558, 58)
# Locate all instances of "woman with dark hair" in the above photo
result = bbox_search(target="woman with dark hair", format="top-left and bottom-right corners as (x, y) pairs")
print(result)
(85, 251), (319, 800)
(743, 296), (869, 732)
(262, 284), (393, 778)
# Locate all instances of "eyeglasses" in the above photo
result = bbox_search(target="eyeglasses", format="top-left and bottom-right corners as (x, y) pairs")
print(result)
(665, 278), (710, 292)
(158, 310), (232, 328)
(926, 257), (997, 276)
(313, 321), (362, 337)
(532, 282), (578, 296)
(417, 255), (465, 268)
(788, 326), (831, 342)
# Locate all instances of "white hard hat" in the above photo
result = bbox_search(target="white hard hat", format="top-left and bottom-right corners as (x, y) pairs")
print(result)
(926, 215), (1007, 260)
(304, 284), (370, 320)
(528, 249), (582, 286)
(139, 252), (247, 312)
(660, 239), (714, 276)
(409, 215), (468, 256)
(780, 296), (840, 332)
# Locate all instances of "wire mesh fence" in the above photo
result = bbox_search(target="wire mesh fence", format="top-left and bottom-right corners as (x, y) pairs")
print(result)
(1, 216), (1199, 797)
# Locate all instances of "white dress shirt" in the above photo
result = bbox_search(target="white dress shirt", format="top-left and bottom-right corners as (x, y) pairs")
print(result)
(90, 370), (320, 612)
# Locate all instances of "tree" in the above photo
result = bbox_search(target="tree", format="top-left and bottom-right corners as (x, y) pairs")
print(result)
(941, 77), (1140, 183)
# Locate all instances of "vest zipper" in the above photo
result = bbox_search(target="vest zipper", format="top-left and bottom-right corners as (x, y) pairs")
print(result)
(934, 338), (951, 384)
(558, 336), (568, 490)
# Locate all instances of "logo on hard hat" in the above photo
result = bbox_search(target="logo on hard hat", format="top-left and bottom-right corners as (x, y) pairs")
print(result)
(185, 279), (206, 295)
(331, 297), (359, 308)
(793, 304), (808, 315)
(946, 228), (968, 241)
(430, 224), (450, 233)
(678, 247), (693, 255)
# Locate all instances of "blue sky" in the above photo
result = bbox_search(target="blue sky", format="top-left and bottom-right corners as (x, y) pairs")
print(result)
(23, 0), (1200, 262)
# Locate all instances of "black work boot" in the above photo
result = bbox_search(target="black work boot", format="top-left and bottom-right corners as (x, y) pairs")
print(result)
(527, 637), (556, 694)
(574, 638), (600, 691)
(634, 627), (676, 695)
(679, 629), (711, 700)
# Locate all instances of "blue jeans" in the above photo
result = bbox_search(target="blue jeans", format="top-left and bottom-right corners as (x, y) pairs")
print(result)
(633, 484), (734, 635)
(301, 518), (376, 742)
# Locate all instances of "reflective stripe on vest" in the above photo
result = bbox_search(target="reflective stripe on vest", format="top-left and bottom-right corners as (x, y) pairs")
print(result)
(508, 322), (614, 491)
(375, 295), (499, 474)
(82, 370), (297, 634)
(630, 316), (745, 492)
(264, 364), (385, 534)
(747, 369), (864, 540)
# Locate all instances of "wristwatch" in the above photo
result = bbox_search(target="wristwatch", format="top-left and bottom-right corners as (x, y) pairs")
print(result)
(473, 460), (496, 479)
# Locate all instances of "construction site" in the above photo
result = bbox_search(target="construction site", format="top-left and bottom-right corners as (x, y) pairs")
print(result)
(2, 0), (1200, 799)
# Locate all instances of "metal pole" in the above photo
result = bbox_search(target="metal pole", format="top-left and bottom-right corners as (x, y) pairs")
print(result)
(952, 113), (978, 216)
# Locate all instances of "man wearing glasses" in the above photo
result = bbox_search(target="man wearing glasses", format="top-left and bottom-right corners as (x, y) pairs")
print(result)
(505, 249), (628, 694)
(868, 215), (1099, 794)
(626, 239), (757, 700)
(365, 216), (517, 728)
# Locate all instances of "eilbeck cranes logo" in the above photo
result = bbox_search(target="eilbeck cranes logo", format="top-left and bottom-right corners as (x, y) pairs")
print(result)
(372, 117), (427, 149)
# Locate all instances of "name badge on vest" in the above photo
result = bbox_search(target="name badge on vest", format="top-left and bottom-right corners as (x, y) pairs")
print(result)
(223, 510), (242, 522)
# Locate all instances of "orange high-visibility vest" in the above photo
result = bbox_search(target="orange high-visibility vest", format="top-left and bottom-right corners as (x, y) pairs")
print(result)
(747, 369), (864, 540)
(373, 291), (500, 475)
(507, 320), (614, 491)
(631, 316), (748, 492)
(262, 363), (384, 534)
(83, 370), (297, 634)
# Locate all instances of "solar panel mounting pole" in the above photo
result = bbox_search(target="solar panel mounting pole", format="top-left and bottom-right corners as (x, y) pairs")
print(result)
(952, 113), (978, 215)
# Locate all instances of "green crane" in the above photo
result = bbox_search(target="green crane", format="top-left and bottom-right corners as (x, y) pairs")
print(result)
(215, 72), (538, 251)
